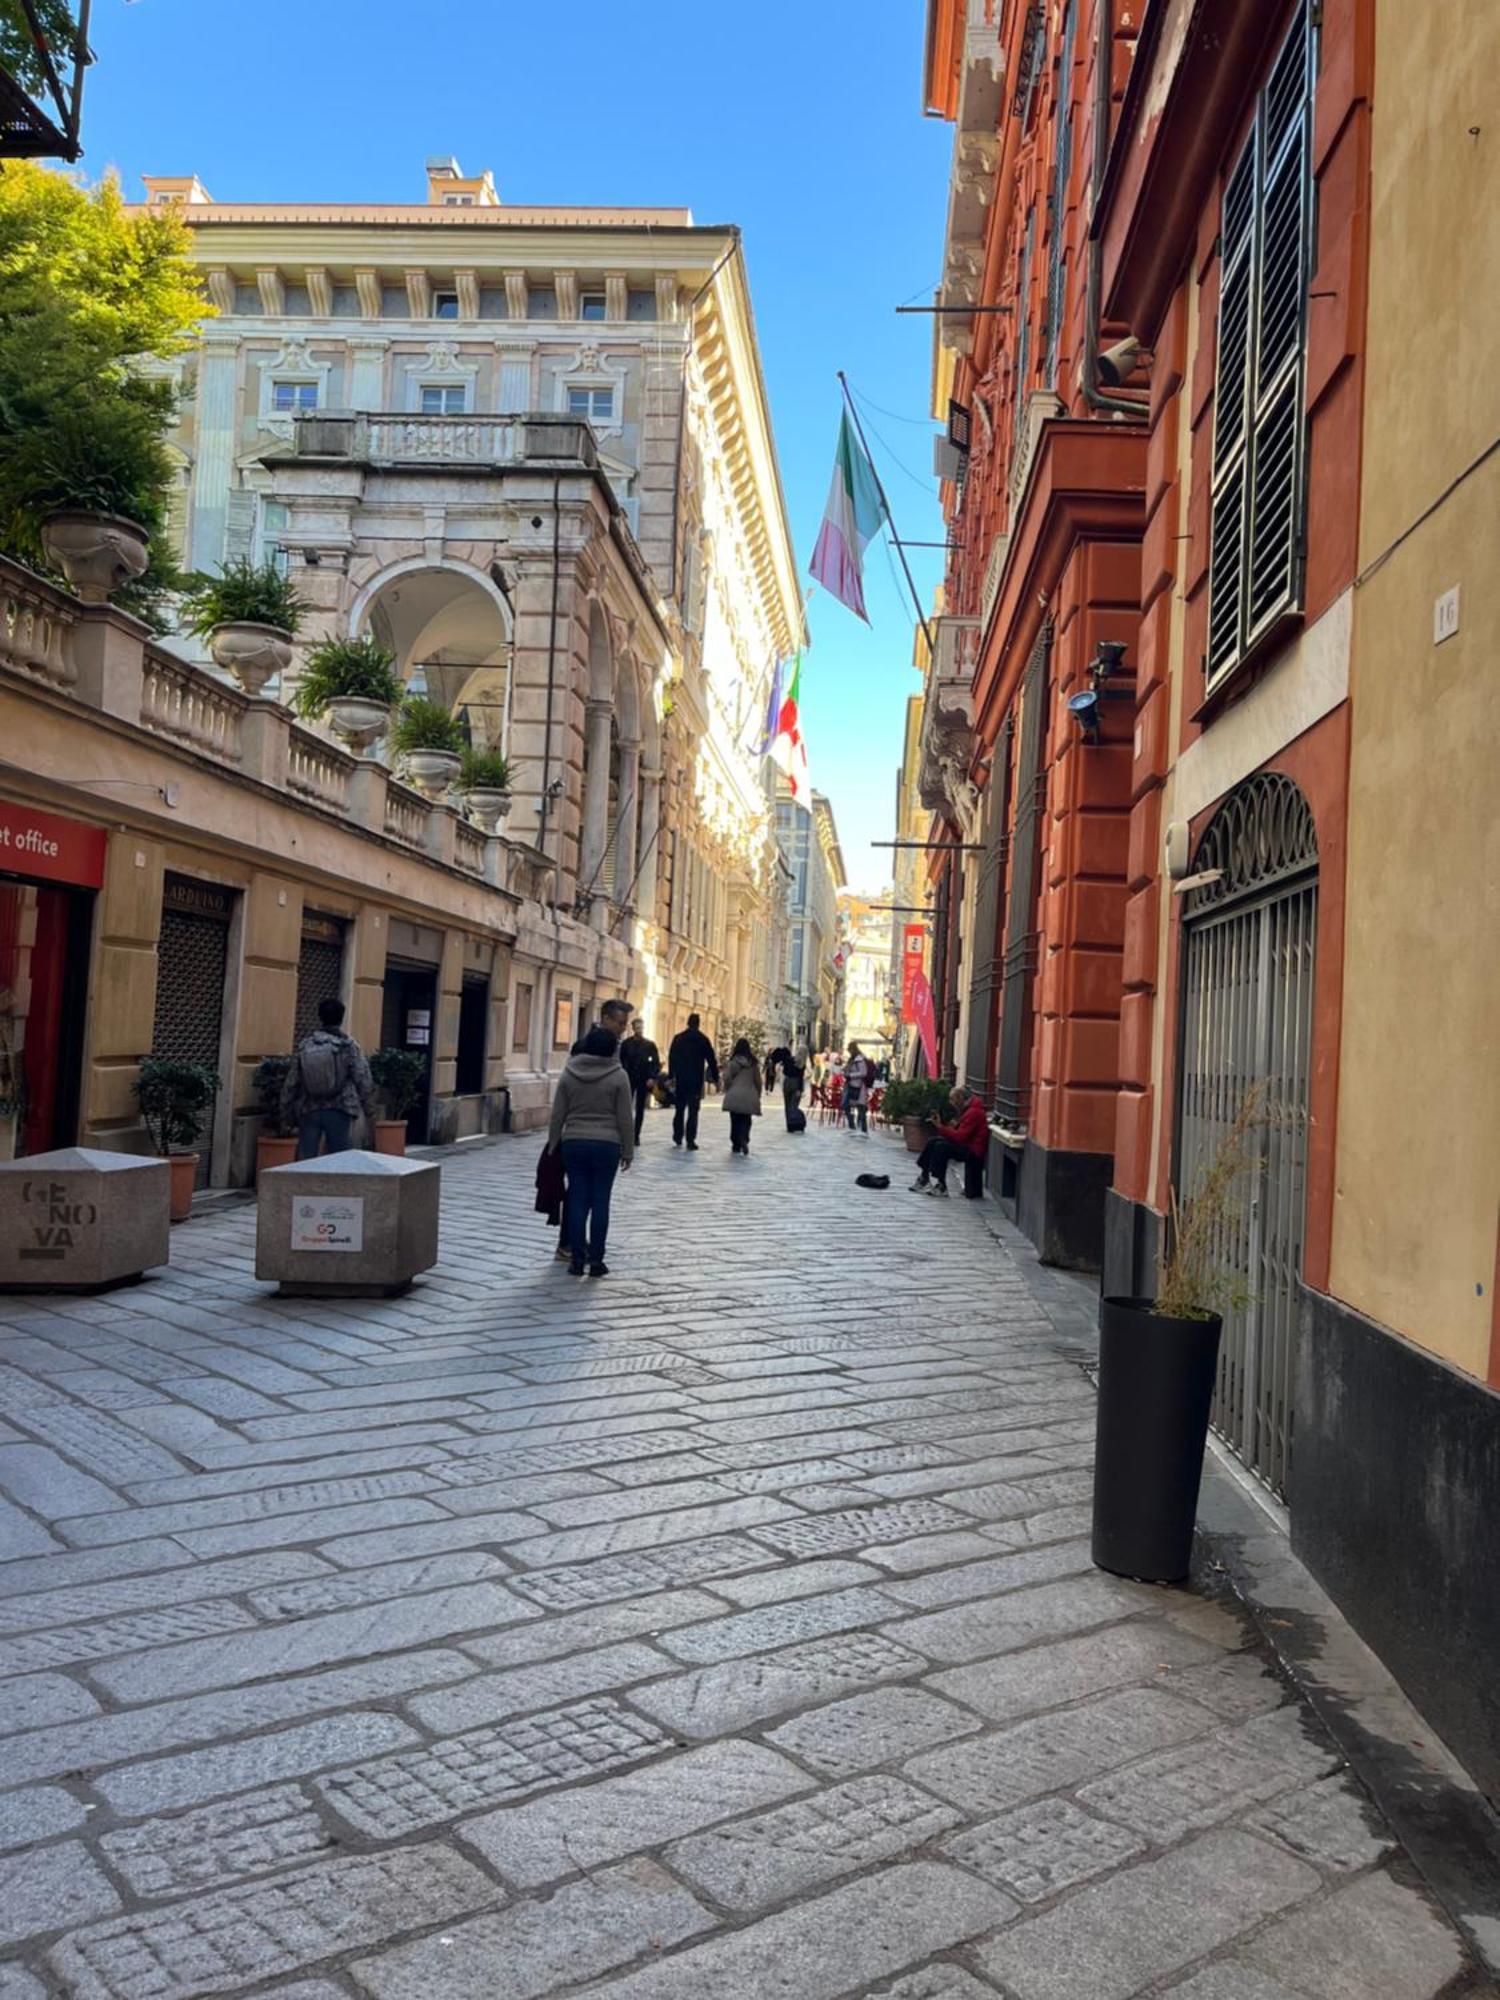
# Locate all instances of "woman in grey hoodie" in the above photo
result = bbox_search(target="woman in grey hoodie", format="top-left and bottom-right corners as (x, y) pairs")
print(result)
(546, 1027), (634, 1276)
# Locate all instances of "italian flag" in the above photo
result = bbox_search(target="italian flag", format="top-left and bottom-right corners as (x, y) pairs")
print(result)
(810, 409), (885, 623)
(771, 654), (810, 802)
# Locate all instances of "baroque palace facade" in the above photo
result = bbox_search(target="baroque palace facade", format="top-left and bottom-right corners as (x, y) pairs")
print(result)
(0, 158), (802, 1188)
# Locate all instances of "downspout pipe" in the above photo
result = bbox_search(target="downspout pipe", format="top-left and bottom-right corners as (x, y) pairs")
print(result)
(538, 471), (564, 869)
(1082, 0), (1151, 417)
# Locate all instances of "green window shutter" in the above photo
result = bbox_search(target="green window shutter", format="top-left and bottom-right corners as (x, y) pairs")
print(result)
(223, 488), (257, 567)
(1207, 0), (1313, 686)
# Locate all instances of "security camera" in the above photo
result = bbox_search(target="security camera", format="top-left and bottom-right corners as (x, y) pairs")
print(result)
(1098, 336), (1142, 387)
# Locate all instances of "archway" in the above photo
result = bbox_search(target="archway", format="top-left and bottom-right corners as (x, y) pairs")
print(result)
(352, 560), (513, 751)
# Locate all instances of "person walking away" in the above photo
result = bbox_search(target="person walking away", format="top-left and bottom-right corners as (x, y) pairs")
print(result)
(285, 998), (375, 1159)
(619, 1018), (661, 1141)
(667, 1011), (719, 1149)
(546, 1026), (633, 1275)
(722, 1037), (763, 1155)
(910, 1084), (988, 1196)
(765, 1041), (807, 1130)
(843, 1043), (873, 1133)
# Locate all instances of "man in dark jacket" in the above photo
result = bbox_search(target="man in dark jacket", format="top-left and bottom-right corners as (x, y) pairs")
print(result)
(667, 1012), (719, 1150)
(619, 1018), (662, 1141)
(283, 998), (376, 1159)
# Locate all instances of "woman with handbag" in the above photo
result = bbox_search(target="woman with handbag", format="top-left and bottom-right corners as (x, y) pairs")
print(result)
(721, 1036), (763, 1157)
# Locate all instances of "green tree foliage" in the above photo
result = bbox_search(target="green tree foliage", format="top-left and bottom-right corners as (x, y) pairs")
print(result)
(0, 0), (79, 102)
(0, 162), (209, 599)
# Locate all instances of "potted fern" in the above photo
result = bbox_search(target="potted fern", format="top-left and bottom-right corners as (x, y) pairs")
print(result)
(369, 1046), (427, 1154)
(23, 397), (165, 604)
(389, 697), (464, 798)
(251, 1054), (297, 1179)
(133, 1056), (220, 1220)
(181, 559), (307, 697)
(1092, 1088), (1264, 1584)
(882, 1076), (954, 1152)
(292, 636), (403, 753)
(454, 746), (513, 832)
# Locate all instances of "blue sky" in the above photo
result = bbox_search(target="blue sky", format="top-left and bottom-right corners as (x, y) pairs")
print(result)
(80, 0), (952, 893)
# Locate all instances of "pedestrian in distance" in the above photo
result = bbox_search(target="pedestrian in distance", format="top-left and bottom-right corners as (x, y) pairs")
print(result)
(573, 995), (631, 1054)
(722, 1036), (763, 1155)
(284, 998), (376, 1160)
(546, 1025), (633, 1276)
(765, 1040), (807, 1131)
(667, 1011), (719, 1150)
(843, 1041), (873, 1133)
(910, 1084), (988, 1197)
(619, 1017), (661, 1142)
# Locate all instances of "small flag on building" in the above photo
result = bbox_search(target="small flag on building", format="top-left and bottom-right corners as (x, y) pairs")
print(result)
(752, 658), (784, 756)
(810, 409), (886, 623)
(771, 655), (810, 803)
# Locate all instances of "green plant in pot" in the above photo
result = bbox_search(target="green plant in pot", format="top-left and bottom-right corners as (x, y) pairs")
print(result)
(389, 697), (464, 799)
(368, 1046), (427, 1155)
(881, 1075), (955, 1151)
(1092, 1087), (1265, 1585)
(455, 745), (513, 833)
(251, 1054), (297, 1179)
(292, 636), (403, 754)
(181, 559), (307, 698)
(19, 392), (169, 605)
(133, 1056), (220, 1220)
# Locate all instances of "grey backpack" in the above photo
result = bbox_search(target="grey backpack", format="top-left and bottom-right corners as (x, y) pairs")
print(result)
(298, 1036), (350, 1105)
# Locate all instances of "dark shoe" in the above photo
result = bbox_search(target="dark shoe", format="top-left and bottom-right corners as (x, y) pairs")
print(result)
(568, 1258), (585, 1275)
(686, 1141), (699, 1151)
(589, 1262), (609, 1277)
(672, 1136), (682, 1147)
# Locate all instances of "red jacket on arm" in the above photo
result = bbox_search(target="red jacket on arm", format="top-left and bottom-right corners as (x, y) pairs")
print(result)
(935, 1097), (988, 1157)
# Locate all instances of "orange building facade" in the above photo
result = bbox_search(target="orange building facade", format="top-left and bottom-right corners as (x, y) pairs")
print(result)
(921, 0), (1499, 1801)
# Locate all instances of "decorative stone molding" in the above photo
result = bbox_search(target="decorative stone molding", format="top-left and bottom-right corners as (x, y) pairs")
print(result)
(305, 267), (333, 318)
(655, 273), (680, 322)
(205, 267), (235, 316)
(454, 269), (480, 320)
(605, 272), (628, 321)
(918, 685), (978, 827)
(554, 270), (579, 322)
(255, 339), (333, 439)
(505, 271), (528, 319)
(255, 266), (285, 316)
(355, 268), (382, 319)
(1009, 390), (1066, 515)
(403, 341), (480, 413)
(405, 269), (432, 319)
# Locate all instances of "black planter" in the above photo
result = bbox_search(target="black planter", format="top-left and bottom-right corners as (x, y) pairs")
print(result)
(1091, 1295), (1223, 1584)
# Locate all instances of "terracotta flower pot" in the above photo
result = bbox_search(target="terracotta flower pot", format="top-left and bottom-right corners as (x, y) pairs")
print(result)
(402, 748), (461, 799)
(41, 509), (150, 605)
(209, 621), (293, 698)
(255, 1133), (297, 1182)
(167, 1152), (199, 1222)
(902, 1117), (928, 1154)
(373, 1119), (407, 1156)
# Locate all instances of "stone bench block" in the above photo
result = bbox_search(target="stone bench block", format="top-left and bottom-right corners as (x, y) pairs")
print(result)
(0, 1148), (170, 1292)
(256, 1151), (440, 1297)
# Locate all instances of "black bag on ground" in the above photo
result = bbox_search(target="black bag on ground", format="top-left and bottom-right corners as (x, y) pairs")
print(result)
(854, 1173), (890, 1189)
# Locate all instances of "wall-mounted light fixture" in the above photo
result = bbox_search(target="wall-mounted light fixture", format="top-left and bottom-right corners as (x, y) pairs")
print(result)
(1067, 689), (1101, 744)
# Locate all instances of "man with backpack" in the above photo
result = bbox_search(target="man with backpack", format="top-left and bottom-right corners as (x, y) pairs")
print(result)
(284, 998), (377, 1159)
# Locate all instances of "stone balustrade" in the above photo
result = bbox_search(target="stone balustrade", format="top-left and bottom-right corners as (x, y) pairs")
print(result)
(140, 646), (247, 765)
(287, 726), (355, 811)
(1, 564), (79, 693)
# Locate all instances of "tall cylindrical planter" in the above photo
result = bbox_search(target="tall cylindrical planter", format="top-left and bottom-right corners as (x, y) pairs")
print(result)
(1091, 1296), (1223, 1584)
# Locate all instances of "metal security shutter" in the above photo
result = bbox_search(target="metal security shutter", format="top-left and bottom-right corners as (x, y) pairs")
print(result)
(1044, 0), (1079, 378)
(1206, 0), (1314, 688)
(153, 879), (231, 1068)
(963, 723), (1013, 1104)
(995, 628), (1051, 1128)
(294, 917), (346, 1046)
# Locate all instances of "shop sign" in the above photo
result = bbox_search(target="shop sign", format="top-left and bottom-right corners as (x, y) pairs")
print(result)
(16, 1177), (98, 1262)
(291, 1197), (364, 1253)
(163, 875), (235, 922)
(901, 924), (926, 1024)
(301, 911), (346, 946)
(0, 802), (105, 890)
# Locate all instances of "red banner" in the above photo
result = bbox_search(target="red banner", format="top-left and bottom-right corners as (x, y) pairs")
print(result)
(900, 924), (925, 1024)
(910, 969), (937, 1077)
(0, 802), (106, 888)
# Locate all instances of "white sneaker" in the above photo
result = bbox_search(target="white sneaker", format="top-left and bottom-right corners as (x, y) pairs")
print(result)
(909, 1177), (928, 1193)
(927, 1183), (950, 1198)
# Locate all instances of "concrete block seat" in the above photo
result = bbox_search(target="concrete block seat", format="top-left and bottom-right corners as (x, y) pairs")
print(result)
(256, 1150), (439, 1297)
(0, 1147), (170, 1292)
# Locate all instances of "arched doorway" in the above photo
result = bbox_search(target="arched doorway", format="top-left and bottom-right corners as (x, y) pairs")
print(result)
(354, 562), (512, 751)
(1175, 772), (1318, 1496)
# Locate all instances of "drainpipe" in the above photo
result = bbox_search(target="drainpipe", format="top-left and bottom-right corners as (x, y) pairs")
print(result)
(1082, 0), (1151, 417)
(538, 471), (563, 868)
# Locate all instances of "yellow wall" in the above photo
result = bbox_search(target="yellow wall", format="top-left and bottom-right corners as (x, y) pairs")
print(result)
(1330, 0), (1500, 1379)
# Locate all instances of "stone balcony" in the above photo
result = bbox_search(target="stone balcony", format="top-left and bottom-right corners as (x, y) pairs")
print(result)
(289, 411), (600, 474)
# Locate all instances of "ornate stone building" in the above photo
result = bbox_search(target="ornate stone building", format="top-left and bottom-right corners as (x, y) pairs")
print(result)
(140, 158), (801, 1123)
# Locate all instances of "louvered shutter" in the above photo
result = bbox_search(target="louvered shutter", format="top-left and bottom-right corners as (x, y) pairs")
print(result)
(1012, 211), (1037, 442)
(1044, 0), (1078, 377)
(222, 487), (257, 567)
(1207, 1), (1313, 687)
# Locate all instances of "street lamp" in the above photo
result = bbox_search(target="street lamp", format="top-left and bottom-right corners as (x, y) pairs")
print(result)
(1, 0), (92, 161)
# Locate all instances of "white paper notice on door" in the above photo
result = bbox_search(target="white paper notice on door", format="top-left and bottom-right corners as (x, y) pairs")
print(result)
(291, 1197), (364, 1253)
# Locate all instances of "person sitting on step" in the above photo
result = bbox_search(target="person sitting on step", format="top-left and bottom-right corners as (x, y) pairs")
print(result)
(910, 1085), (988, 1197)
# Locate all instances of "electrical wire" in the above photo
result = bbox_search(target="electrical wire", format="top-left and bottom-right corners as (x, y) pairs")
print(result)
(851, 400), (939, 499)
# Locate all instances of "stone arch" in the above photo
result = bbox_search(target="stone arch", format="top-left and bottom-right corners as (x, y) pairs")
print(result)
(349, 556), (513, 749)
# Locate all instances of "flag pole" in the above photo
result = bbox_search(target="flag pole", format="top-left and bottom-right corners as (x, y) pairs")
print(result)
(837, 372), (936, 656)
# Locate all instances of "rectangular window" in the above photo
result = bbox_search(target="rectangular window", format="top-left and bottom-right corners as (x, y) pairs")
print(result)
(1043, 0), (1078, 377)
(552, 993), (575, 1049)
(420, 384), (467, 415)
(567, 386), (615, 424)
(527, 287), (559, 319)
(626, 290), (658, 322)
(511, 982), (533, 1053)
(579, 293), (607, 321)
(1206, 0), (1315, 688)
(442, 194), (474, 206)
(432, 291), (460, 319)
(456, 977), (488, 1093)
(271, 381), (318, 412)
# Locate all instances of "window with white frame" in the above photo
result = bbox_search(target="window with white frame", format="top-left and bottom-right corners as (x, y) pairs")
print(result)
(567, 385), (615, 425)
(579, 292), (607, 321)
(433, 291), (459, 319)
(1206, 0), (1316, 688)
(442, 194), (474, 206)
(420, 383), (468, 415)
(270, 380), (319, 413)
(254, 498), (290, 577)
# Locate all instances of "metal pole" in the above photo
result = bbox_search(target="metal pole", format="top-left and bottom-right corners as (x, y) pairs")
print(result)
(870, 840), (985, 853)
(837, 373), (936, 655)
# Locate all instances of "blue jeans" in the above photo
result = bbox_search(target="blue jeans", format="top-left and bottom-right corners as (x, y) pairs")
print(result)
(845, 1094), (868, 1132)
(561, 1138), (621, 1265)
(297, 1107), (354, 1159)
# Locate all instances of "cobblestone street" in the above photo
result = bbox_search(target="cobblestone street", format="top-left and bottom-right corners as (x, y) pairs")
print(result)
(0, 1115), (1484, 1999)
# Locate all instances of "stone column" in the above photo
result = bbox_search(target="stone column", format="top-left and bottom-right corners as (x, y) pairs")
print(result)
(578, 697), (613, 904)
(189, 337), (240, 571)
(636, 763), (663, 923)
(613, 737), (641, 908)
